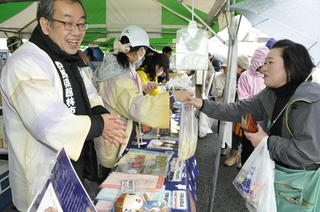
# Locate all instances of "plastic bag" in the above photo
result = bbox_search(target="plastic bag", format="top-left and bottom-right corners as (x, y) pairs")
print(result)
(198, 111), (214, 138)
(198, 94), (214, 138)
(233, 137), (276, 212)
(178, 104), (198, 161)
(175, 21), (209, 70)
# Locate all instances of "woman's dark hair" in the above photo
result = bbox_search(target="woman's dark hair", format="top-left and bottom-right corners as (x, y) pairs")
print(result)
(140, 53), (169, 81)
(116, 36), (145, 69)
(271, 39), (315, 84)
(37, 0), (86, 26)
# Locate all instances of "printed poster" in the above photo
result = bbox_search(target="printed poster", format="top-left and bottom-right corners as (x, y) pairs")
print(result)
(27, 148), (96, 212)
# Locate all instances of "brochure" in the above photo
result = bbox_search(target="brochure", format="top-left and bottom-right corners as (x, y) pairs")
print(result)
(114, 149), (171, 176)
(146, 139), (179, 150)
(100, 172), (164, 192)
(27, 148), (96, 212)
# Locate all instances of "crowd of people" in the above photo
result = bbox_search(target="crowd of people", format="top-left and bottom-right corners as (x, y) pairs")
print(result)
(0, 1), (192, 211)
(2, 0), (320, 212)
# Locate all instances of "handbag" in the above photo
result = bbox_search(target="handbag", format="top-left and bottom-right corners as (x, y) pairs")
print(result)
(274, 164), (320, 211)
(233, 137), (276, 212)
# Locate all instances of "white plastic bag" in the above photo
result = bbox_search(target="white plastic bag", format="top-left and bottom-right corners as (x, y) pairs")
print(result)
(178, 104), (198, 161)
(198, 94), (214, 138)
(198, 111), (214, 138)
(233, 137), (276, 212)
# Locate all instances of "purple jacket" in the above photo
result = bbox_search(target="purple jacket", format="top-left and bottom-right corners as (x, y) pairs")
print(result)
(238, 46), (269, 101)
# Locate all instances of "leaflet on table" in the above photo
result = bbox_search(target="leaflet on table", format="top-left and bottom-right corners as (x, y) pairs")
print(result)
(147, 139), (179, 150)
(100, 172), (164, 192)
(27, 148), (96, 212)
(114, 148), (172, 176)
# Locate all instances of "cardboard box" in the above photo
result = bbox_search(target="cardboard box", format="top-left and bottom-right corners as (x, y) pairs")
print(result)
(0, 160), (12, 212)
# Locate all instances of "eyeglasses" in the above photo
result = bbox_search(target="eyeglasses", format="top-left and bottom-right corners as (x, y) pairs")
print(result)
(53, 19), (89, 31)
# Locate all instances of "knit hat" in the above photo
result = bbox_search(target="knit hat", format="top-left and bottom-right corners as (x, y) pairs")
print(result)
(265, 38), (277, 50)
(120, 25), (155, 50)
(237, 54), (250, 70)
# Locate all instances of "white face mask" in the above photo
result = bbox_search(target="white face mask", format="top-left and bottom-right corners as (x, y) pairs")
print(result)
(156, 70), (163, 77)
(135, 47), (146, 63)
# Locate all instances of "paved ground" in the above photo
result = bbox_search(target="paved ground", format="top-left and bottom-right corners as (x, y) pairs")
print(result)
(195, 120), (249, 212)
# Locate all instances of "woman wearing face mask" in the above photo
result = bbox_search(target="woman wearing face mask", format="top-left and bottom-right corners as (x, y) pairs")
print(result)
(93, 25), (193, 174)
(136, 53), (168, 96)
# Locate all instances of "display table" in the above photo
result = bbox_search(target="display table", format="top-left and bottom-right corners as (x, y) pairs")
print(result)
(95, 103), (198, 212)
(95, 138), (198, 212)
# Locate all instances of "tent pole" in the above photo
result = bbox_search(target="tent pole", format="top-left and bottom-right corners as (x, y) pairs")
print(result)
(208, 0), (238, 211)
(177, 0), (226, 45)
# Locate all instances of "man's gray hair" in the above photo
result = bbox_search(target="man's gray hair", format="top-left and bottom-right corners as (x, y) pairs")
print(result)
(36, 0), (86, 26)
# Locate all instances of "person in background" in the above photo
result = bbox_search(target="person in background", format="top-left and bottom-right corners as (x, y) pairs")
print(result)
(158, 46), (172, 83)
(208, 52), (221, 72)
(162, 46), (173, 59)
(215, 55), (250, 157)
(7, 36), (23, 53)
(237, 47), (269, 164)
(0, 0), (127, 210)
(225, 47), (269, 168)
(210, 59), (227, 103)
(85, 47), (98, 71)
(187, 39), (320, 211)
(93, 25), (193, 176)
(85, 47), (98, 61)
(136, 53), (168, 96)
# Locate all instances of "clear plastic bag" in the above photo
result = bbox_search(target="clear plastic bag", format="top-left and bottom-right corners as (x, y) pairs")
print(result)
(175, 21), (209, 70)
(233, 137), (276, 212)
(178, 104), (198, 161)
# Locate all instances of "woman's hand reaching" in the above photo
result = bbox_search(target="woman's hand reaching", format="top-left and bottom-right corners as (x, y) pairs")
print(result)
(186, 97), (203, 110)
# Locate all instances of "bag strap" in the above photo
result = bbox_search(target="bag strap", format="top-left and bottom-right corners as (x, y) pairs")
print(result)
(266, 102), (289, 133)
(285, 99), (310, 137)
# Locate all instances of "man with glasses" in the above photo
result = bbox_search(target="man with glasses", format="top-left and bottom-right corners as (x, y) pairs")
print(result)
(0, 0), (127, 210)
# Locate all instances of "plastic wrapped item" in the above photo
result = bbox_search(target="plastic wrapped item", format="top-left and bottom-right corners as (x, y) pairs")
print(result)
(175, 21), (209, 70)
(165, 73), (194, 92)
(29, 157), (56, 196)
(111, 179), (171, 212)
(113, 192), (170, 212)
(178, 104), (198, 161)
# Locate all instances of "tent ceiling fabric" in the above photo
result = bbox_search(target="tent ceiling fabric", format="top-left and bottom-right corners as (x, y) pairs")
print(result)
(0, 0), (238, 49)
